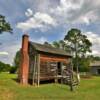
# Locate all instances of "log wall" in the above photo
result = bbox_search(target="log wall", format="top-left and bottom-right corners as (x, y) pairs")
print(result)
(29, 52), (71, 81)
(39, 53), (70, 80)
(40, 54), (70, 63)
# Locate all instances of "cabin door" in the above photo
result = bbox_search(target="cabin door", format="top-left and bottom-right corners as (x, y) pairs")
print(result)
(57, 62), (62, 75)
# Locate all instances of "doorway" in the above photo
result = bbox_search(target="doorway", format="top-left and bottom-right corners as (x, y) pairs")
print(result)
(97, 69), (100, 75)
(57, 62), (62, 75)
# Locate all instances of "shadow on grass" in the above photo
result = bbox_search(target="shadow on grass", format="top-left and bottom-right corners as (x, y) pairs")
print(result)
(11, 77), (72, 92)
(12, 78), (19, 83)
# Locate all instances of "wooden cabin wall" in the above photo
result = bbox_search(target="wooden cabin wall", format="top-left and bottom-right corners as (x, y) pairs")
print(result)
(39, 53), (71, 80)
(28, 44), (36, 80)
(40, 60), (57, 80)
(40, 54), (70, 64)
(28, 55), (35, 79)
(28, 44), (71, 82)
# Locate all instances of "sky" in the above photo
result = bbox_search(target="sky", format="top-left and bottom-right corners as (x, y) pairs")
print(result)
(0, 0), (100, 64)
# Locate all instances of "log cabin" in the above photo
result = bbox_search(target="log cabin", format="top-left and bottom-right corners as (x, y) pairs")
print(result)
(19, 34), (72, 86)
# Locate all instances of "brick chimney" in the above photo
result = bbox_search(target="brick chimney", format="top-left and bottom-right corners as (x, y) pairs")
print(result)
(19, 34), (29, 85)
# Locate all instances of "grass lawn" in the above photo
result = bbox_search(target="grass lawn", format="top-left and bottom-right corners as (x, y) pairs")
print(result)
(0, 73), (100, 100)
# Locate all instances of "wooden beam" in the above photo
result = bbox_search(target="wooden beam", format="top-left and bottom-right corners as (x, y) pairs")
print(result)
(32, 55), (36, 85)
(40, 54), (69, 63)
(61, 62), (63, 84)
(36, 54), (38, 86)
(40, 57), (67, 63)
(37, 54), (40, 87)
(54, 62), (58, 83)
(70, 58), (74, 91)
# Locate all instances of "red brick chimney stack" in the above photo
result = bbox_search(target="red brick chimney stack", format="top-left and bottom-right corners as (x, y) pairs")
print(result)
(20, 34), (29, 85)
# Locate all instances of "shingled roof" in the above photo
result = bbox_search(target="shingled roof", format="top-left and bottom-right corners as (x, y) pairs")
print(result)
(29, 41), (72, 57)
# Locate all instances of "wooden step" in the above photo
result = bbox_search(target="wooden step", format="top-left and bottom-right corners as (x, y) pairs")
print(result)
(68, 82), (78, 86)
(72, 81), (78, 86)
(63, 79), (78, 86)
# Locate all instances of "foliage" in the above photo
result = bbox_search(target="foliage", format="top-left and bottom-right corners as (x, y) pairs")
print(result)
(64, 28), (92, 73)
(12, 50), (21, 73)
(9, 66), (17, 74)
(14, 50), (21, 68)
(75, 55), (92, 72)
(0, 15), (12, 34)
(0, 15), (13, 72)
(64, 28), (92, 57)
(52, 28), (92, 73)
(0, 61), (12, 72)
(44, 41), (52, 47)
(52, 41), (60, 48)
(52, 40), (71, 52)
(0, 60), (17, 73)
(73, 57), (90, 72)
(89, 55), (100, 61)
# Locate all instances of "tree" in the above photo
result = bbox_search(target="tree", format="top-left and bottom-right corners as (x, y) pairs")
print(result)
(14, 50), (21, 68)
(0, 61), (11, 72)
(59, 40), (66, 50)
(89, 55), (100, 61)
(44, 41), (51, 47)
(52, 41), (60, 48)
(52, 40), (71, 52)
(0, 15), (12, 73)
(11, 50), (21, 73)
(64, 28), (92, 82)
(73, 56), (91, 72)
(0, 15), (12, 34)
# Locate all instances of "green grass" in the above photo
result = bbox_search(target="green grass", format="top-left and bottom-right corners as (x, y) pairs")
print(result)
(0, 73), (100, 100)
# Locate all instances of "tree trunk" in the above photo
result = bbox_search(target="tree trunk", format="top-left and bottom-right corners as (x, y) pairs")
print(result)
(75, 42), (80, 83)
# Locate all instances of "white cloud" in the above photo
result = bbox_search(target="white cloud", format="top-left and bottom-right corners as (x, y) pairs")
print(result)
(92, 50), (100, 56)
(0, 36), (47, 64)
(85, 32), (100, 45)
(25, 8), (33, 17)
(49, 0), (100, 25)
(30, 37), (47, 44)
(17, 9), (56, 31)
(50, 0), (84, 23)
(37, 37), (47, 43)
(84, 32), (100, 56)
(75, 11), (98, 25)
(34, 12), (56, 26)
(0, 52), (9, 55)
(51, 0), (83, 14)
(17, 17), (43, 31)
(0, 43), (21, 64)
(17, 0), (100, 30)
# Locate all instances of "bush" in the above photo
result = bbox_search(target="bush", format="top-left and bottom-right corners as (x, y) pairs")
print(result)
(9, 66), (17, 74)
(79, 66), (90, 72)
(80, 72), (92, 78)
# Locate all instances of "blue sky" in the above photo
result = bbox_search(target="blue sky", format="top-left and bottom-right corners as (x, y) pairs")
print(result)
(0, 0), (100, 64)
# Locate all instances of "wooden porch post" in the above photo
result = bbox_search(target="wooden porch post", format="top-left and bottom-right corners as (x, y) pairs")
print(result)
(55, 62), (58, 83)
(33, 54), (40, 87)
(61, 62), (63, 84)
(32, 55), (37, 86)
(37, 54), (40, 87)
(70, 57), (74, 91)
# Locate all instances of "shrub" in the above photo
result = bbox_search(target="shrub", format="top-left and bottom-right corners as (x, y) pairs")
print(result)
(9, 66), (17, 74)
